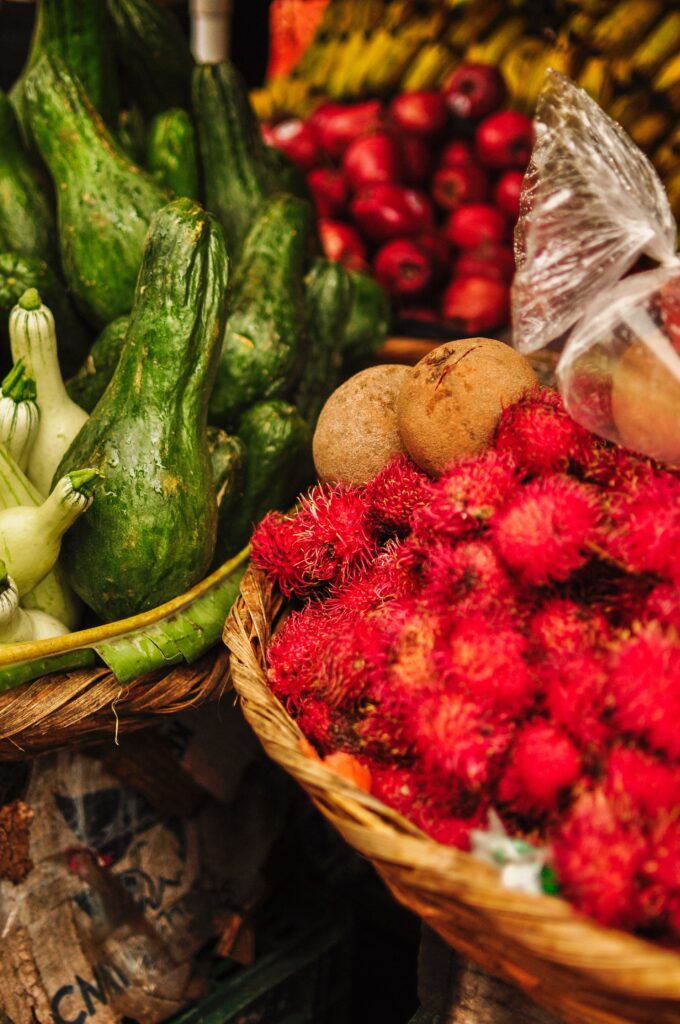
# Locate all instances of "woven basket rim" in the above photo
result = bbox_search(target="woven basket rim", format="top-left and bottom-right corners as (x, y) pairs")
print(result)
(224, 568), (680, 1024)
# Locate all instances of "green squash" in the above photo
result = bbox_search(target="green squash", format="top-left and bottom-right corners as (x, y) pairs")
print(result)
(0, 91), (57, 266)
(193, 61), (283, 259)
(106, 0), (194, 118)
(66, 315), (129, 413)
(56, 198), (229, 621)
(11, 0), (119, 138)
(146, 108), (200, 199)
(209, 193), (313, 428)
(342, 270), (391, 365)
(0, 253), (91, 377)
(23, 53), (171, 327)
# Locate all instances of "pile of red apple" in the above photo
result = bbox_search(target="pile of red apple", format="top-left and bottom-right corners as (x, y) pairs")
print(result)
(261, 64), (533, 334)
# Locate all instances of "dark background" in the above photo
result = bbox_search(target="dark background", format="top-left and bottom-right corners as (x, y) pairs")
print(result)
(0, 2), (421, 1019)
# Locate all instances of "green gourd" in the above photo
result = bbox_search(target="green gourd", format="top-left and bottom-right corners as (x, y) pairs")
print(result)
(342, 270), (391, 365)
(0, 253), (92, 377)
(11, 0), (119, 138)
(295, 258), (355, 427)
(209, 193), (313, 428)
(66, 316), (129, 414)
(0, 91), (57, 266)
(193, 61), (282, 258)
(146, 109), (200, 199)
(214, 401), (311, 562)
(23, 53), (171, 327)
(56, 198), (229, 622)
(106, 0), (193, 118)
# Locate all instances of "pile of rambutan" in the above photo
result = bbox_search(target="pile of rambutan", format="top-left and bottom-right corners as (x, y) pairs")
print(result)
(251, 387), (680, 938)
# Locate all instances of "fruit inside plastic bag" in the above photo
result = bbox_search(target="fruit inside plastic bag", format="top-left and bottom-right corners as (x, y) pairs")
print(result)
(512, 71), (680, 466)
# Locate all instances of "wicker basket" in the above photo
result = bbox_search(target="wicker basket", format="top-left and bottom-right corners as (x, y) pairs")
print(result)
(0, 548), (249, 760)
(224, 568), (680, 1024)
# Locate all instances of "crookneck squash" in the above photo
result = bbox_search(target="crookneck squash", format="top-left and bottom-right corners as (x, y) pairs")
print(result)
(209, 193), (313, 428)
(23, 53), (171, 327)
(56, 198), (229, 621)
(146, 108), (200, 199)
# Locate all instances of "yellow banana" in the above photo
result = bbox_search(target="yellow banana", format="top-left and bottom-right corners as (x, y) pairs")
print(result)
(628, 110), (672, 151)
(654, 50), (680, 91)
(630, 10), (680, 78)
(326, 27), (371, 98)
(607, 91), (652, 131)
(446, 2), (505, 52)
(562, 10), (596, 44)
(577, 56), (614, 105)
(465, 17), (527, 65)
(401, 41), (456, 92)
(590, 0), (664, 54)
(501, 37), (550, 112)
(520, 40), (579, 113)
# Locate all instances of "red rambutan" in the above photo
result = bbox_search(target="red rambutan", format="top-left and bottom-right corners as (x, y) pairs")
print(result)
(365, 455), (430, 535)
(411, 452), (518, 544)
(295, 483), (380, 586)
(407, 692), (514, 790)
(643, 584), (680, 633)
(530, 598), (611, 657)
(605, 746), (680, 818)
(493, 388), (595, 476)
(551, 788), (650, 929)
(435, 612), (536, 715)
(497, 721), (581, 815)
(421, 540), (516, 617)
(268, 602), (340, 701)
(580, 441), (655, 493)
(316, 612), (391, 707)
(251, 511), (312, 597)
(295, 695), (334, 750)
(492, 475), (602, 585)
(542, 650), (612, 752)
(604, 474), (680, 583)
(416, 810), (486, 851)
(641, 818), (680, 933)
(608, 627), (680, 759)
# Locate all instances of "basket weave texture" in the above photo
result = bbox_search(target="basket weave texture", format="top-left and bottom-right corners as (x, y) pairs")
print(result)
(0, 647), (230, 761)
(224, 568), (680, 1024)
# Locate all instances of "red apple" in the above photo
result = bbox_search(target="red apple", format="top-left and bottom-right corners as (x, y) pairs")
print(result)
(401, 135), (432, 184)
(445, 203), (507, 248)
(319, 218), (368, 272)
(260, 122), (276, 146)
(494, 169), (524, 220)
(313, 100), (384, 159)
(441, 276), (510, 333)
(454, 242), (515, 282)
(389, 90), (449, 137)
(268, 118), (320, 171)
(444, 63), (507, 120)
(414, 232), (451, 278)
(432, 163), (489, 210)
(351, 184), (434, 242)
(373, 238), (434, 299)
(476, 110), (534, 169)
(439, 139), (474, 168)
(342, 131), (403, 190)
(307, 167), (348, 217)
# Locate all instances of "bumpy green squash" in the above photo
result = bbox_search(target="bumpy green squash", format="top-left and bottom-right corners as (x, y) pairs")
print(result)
(209, 193), (313, 428)
(11, 0), (119, 136)
(23, 53), (171, 327)
(146, 109), (200, 199)
(295, 258), (354, 427)
(343, 270), (391, 365)
(66, 316), (129, 413)
(107, 0), (193, 117)
(214, 401), (311, 562)
(0, 92), (57, 266)
(56, 198), (229, 621)
(193, 61), (283, 258)
(0, 253), (91, 376)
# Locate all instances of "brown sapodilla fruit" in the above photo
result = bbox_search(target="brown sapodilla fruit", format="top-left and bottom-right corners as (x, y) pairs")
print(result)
(313, 364), (411, 485)
(396, 337), (538, 474)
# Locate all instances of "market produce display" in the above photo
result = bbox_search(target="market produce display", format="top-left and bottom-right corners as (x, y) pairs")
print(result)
(255, 0), (680, 218)
(262, 68), (531, 334)
(251, 354), (680, 937)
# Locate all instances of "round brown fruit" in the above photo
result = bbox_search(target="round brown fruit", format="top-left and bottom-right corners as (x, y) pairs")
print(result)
(396, 337), (538, 475)
(611, 341), (680, 466)
(313, 364), (412, 485)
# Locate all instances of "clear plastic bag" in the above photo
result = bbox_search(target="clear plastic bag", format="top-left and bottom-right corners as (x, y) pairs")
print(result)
(512, 71), (680, 465)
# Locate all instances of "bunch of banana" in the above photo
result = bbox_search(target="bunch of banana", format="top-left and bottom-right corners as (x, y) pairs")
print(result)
(655, 52), (680, 112)
(400, 39), (456, 92)
(589, 0), (665, 55)
(352, 2), (448, 96)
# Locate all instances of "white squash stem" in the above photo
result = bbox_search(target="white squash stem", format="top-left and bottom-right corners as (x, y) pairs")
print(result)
(0, 467), (99, 596)
(0, 562), (68, 643)
(9, 288), (88, 495)
(0, 443), (82, 628)
(0, 359), (40, 471)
